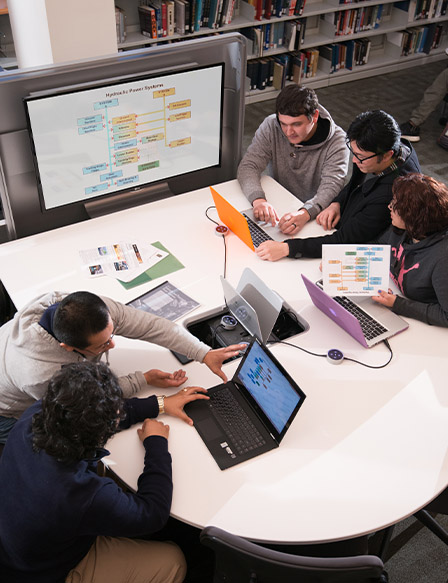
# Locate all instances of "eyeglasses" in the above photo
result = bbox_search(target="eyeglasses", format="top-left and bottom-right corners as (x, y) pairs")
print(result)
(97, 332), (115, 352)
(346, 141), (379, 163)
(82, 332), (115, 355)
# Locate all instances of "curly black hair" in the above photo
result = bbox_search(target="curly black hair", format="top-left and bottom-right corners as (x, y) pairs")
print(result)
(32, 362), (124, 464)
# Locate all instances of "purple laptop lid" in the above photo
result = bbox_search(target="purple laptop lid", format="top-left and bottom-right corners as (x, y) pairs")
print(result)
(301, 274), (368, 347)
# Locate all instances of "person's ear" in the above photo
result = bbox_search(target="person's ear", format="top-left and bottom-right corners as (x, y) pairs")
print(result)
(60, 342), (75, 353)
(383, 149), (395, 162)
(313, 110), (319, 123)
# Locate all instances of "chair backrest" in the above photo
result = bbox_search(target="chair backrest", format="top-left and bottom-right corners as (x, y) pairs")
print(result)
(0, 280), (16, 326)
(200, 526), (385, 583)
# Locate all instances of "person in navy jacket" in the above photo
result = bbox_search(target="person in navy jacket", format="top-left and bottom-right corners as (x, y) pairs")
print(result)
(0, 361), (208, 583)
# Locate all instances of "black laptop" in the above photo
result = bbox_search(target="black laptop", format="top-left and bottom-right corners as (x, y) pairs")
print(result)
(185, 337), (306, 470)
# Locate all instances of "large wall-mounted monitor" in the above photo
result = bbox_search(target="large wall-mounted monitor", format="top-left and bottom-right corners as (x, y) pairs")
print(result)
(0, 34), (245, 239)
(25, 64), (224, 214)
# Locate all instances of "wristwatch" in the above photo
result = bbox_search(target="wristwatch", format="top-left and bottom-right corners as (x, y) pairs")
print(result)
(157, 395), (166, 415)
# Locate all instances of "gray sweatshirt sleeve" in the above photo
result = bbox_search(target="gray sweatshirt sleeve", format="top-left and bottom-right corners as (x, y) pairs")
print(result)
(101, 296), (210, 396)
(300, 127), (349, 220)
(237, 117), (274, 205)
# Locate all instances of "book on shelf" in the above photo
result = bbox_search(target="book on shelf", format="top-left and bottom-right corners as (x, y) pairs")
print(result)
(264, 23), (271, 50)
(294, 0), (307, 16)
(115, 5), (127, 44)
(196, 0), (204, 30)
(174, 0), (185, 34)
(272, 59), (285, 90)
(166, 0), (175, 36)
(138, 5), (158, 38)
(146, 0), (163, 37)
(319, 44), (336, 73)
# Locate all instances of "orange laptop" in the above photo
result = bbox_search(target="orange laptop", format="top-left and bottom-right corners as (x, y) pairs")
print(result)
(210, 187), (283, 251)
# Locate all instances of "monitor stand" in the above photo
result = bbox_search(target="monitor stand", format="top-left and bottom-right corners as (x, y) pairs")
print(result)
(84, 182), (173, 218)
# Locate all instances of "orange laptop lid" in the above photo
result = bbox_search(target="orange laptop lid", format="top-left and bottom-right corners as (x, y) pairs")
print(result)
(210, 186), (255, 251)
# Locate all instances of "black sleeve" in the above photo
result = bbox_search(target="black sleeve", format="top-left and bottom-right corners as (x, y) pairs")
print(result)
(119, 396), (159, 429)
(286, 191), (393, 259)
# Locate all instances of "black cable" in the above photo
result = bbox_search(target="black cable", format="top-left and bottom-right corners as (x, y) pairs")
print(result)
(205, 205), (220, 225)
(205, 205), (227, 278)
(210, 324), (225, 349)
(278, 338), (393, 369)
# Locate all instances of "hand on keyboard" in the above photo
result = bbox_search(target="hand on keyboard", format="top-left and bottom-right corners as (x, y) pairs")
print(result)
(252, 198), (279, 226)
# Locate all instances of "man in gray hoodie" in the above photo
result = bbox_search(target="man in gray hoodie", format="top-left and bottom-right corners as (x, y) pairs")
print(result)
(0, 291), (244, 443)
(237, 84), (349, 234)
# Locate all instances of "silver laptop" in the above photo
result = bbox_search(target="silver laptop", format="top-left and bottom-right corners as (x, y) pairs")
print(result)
(242, 207), (285, 242)
(221, 268), (283, 343)
(302, 274), (409, 348)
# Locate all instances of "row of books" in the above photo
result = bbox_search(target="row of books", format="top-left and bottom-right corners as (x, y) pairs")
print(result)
(243, 0), (307, 20)
(138, 0), (237, 38)
(318, 38), (371, 73)
(240, 18), (307, 57)
(246, 49), (319, 91)
(396, 0), (448, 21)
(387, 22), (446, 55)
(323, 5), (383, 36)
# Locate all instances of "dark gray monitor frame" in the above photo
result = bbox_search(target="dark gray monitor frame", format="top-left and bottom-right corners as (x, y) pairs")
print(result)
(0, 33), (246, 239)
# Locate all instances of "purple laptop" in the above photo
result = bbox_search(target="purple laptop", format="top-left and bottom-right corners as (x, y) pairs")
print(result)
(301, 274), (408, 348)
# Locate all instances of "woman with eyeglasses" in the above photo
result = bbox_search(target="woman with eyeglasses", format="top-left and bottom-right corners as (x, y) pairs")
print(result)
(372, 173), (448, 327)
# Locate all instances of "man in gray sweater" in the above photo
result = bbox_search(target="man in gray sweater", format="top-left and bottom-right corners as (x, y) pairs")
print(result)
(237, 84), (349, 234)
(0, 291), (244, 442)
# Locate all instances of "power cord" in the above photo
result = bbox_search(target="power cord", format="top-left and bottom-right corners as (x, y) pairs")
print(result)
(276, 308), (394, 368)
(278, 338), (393, 369)
(205, 205), (227, 279)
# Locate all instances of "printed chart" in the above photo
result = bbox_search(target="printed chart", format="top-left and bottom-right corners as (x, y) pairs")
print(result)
(322, 244), (391, 296)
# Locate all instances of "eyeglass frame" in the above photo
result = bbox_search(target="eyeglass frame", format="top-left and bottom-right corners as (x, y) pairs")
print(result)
(345, 140), (380, 163)
(82, 331), (116, 355)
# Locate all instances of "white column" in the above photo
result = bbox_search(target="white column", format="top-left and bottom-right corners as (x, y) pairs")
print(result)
(8, 0), (53, 68)
(8, 0), (118, 69)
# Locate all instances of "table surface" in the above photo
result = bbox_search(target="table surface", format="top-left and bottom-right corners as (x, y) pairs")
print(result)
(1, 176), (447, 545)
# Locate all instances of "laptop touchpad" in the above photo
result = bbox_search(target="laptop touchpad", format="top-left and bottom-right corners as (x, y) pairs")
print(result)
(195, 418), (225, 441)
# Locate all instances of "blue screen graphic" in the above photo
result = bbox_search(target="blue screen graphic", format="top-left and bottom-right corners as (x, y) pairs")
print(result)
(237, 342), (301, 433)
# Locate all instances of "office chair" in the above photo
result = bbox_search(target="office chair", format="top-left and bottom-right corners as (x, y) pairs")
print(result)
(379, 508), (448, 561)
(200, 526), (386, 583)
(0, 280), (16, 326)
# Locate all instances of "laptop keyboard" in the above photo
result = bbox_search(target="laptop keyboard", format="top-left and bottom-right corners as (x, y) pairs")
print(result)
(333, 296), (388, 340)
(242, 213), (273, 248)
(209, 387), (266, 456)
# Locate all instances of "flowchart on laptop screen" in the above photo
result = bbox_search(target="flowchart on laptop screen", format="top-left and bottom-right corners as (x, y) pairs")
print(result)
(322, 244), (391, 296)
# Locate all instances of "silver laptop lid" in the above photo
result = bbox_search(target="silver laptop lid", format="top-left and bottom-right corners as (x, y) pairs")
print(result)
(237, 268), (283, 343)
(221, 276), (263, 341)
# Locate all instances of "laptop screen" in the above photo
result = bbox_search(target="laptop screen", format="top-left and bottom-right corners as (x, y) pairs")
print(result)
(236, 341), (304, 435)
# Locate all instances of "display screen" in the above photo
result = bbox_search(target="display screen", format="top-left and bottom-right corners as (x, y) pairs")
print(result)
(237, 341), (303, 434)
(24, 64), (224, 211)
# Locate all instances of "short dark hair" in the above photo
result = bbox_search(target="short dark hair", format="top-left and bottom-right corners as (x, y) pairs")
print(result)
(53, 291), (110, 349)
(276, 84), (318, 121)
(347, 110), (401, 156)
(32, 362), (124, 463)
(391, 173), (448, 240)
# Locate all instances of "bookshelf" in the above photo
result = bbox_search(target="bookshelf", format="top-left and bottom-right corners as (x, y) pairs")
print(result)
(117, 0), (448, 103)
(1, 0), (447, 103)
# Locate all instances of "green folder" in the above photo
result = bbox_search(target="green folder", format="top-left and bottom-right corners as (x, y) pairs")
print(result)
(118, 242), (184, 290)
